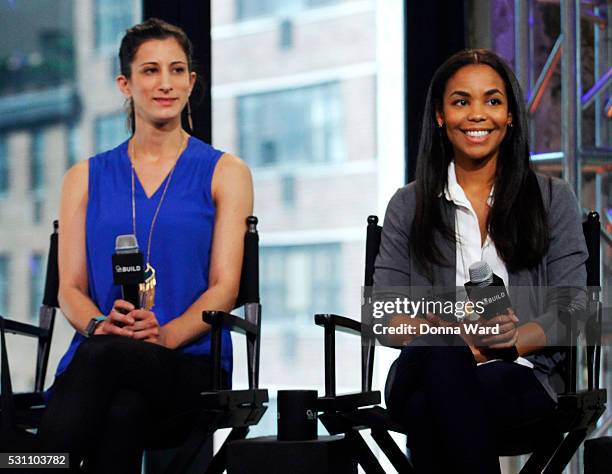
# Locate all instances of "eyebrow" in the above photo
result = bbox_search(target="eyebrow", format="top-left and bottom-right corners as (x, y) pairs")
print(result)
(449, 88), (505, 97)
(138, 60), (188, 67)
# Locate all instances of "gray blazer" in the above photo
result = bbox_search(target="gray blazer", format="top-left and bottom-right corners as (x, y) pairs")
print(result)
(374, 174), (588, 400)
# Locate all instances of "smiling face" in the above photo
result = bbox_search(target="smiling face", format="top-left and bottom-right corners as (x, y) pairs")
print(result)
(117, 37), (195, 129)
(436, 64), (512, 165)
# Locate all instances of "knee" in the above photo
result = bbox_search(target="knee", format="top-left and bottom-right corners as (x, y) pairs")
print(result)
(72, 335), (128, 368)
(398, 333), (474, 371)
(105, 390), (148, 436)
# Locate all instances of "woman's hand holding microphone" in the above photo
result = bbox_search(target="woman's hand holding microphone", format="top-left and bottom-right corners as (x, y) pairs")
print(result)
(93, 299), (168, 347)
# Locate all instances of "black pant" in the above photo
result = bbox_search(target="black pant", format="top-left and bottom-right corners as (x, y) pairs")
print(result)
(37, 335), (226, 473)
(386, 333), (556, 474)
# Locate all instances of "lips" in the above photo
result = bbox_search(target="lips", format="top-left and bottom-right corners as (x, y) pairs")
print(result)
(153, 98), (178, 106)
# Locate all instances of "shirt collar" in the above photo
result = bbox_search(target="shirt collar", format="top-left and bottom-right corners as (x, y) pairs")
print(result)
(442, 161), (495, 207)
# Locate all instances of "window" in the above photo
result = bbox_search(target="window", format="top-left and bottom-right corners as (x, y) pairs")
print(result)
(260, 243), (342, 324)
(30, 130), (45, 192)
(66, 124), (80, 168)
(0, 0), (74, 97)
(237, 0), (338, 20)
(95, 113), (130, 154)
(95, 0), (134, 52)
(29, 253), (44, 320)
(30, 130), (45, 223)
(239, 83), (343, 168)
(0, 135), (8, 196)
(0, 255), (9, 317)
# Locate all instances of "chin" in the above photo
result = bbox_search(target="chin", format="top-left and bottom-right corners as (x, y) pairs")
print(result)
(457, 150), (498, 163)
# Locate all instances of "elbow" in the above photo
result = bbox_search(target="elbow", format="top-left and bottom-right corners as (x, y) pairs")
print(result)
(227, 283), (240, 310)
(57, 284), (70, 311)
(57, 283), (86, 313)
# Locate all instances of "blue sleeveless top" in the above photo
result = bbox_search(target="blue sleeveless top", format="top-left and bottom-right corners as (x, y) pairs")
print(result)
(54, 136), (233, 383)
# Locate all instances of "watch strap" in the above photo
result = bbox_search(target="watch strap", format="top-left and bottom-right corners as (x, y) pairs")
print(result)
(85, 315), (107, 338)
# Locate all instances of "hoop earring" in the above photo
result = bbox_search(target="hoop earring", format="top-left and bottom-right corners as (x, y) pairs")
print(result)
(187, 100), (194, 131)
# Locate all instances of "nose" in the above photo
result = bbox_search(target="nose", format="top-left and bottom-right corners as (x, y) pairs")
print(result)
(467, 103), (486, 122)
(158, 70), (173, 93)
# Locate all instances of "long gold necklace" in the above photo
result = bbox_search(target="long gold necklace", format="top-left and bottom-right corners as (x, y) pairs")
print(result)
(129, 134), (186, 309)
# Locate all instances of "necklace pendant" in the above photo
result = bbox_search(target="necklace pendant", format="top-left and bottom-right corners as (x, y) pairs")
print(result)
(139, 263), (157, 310)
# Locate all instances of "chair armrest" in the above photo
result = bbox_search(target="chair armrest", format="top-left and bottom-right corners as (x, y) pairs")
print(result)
(203, 310), (258, 337)
(317, 391), (381, 412)
(314, 313), (362, 336)
(0, 318), (49, 339)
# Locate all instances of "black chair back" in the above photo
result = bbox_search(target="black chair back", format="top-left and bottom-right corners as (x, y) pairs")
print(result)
(361, 216), (381, 393)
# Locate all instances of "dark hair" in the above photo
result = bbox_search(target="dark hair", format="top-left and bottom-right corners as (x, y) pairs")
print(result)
(118, 18), (194, 133)
(412, 49), (548, 276)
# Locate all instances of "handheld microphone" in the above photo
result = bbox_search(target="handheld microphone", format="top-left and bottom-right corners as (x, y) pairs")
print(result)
(112, 235), (145, 309)
(464, 261), (519, 361)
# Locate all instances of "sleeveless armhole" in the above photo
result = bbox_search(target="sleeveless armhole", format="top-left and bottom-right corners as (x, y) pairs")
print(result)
(206, 151), (225, 206)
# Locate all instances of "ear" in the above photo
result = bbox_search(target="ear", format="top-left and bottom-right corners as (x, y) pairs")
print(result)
(189, 71), (197, 96)
(116, 74), (131, 98)
(435, 109), (444, 128)
(507, 111), (513, 126)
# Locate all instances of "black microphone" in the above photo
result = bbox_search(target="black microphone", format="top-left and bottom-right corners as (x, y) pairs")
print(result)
(464, 261), (519, 362)
(112, 235), (145, 309)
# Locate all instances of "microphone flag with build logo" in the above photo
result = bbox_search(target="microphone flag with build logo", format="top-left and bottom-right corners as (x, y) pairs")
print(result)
(464, 261), (519, 362)
(112, 235), (145, 309)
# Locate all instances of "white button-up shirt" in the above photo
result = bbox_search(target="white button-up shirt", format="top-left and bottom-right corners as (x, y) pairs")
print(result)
(443, 161), (509, 289)
(444, 162), (532, 368)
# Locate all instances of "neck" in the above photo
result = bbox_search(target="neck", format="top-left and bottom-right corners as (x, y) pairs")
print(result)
(454, 153), (497, 193)
(130, 118), (187, 164)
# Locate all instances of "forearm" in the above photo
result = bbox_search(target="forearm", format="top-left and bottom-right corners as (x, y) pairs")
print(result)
(162, 283), (238, 350)
(515, 321), (547, 356)
(58, 286), (104, 334)
(376, 315), (430, 347)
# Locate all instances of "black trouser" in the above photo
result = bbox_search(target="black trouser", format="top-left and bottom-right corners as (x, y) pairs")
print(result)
(37, 335), (227, 473)
(386, 334), (556, 474)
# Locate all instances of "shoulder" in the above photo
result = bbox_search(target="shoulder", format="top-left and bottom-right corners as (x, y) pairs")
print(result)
(534, 172), (580, 215)
(533, 174), (584, 252)
(212, 152), (253, 199)
(186, 136), (225, 161)
(63, 159), (89, 194)
(215, 152), (252, 182)
(384, 181), (417, 222)
(535, 173), (578, 202)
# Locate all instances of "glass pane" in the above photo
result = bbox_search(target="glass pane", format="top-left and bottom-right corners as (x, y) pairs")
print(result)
(95, 113), (130, 154)
(95, 0), (135, 52)
(0, 255), (9, 316)
(0, 0), (141, 392)
(237, 0), (338, 20)
(0, 135), (8, 196)
(213, 0), (405, 447)
(29, 253), (44, 320)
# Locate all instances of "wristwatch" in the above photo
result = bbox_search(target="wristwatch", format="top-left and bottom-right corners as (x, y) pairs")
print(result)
(84, 315), (107, 338)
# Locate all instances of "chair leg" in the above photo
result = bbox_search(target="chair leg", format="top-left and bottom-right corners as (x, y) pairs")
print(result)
(519, 436), (562, 474)
(370, 429), (415, 474)
(162, 411), (224, 474)
(346, 429), (386, 474)
(542, 429), (588, 474)
(205, 426), (250, 474)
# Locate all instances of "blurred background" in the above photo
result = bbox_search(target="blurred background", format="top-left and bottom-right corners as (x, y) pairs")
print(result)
(0, 1), (610, 472)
